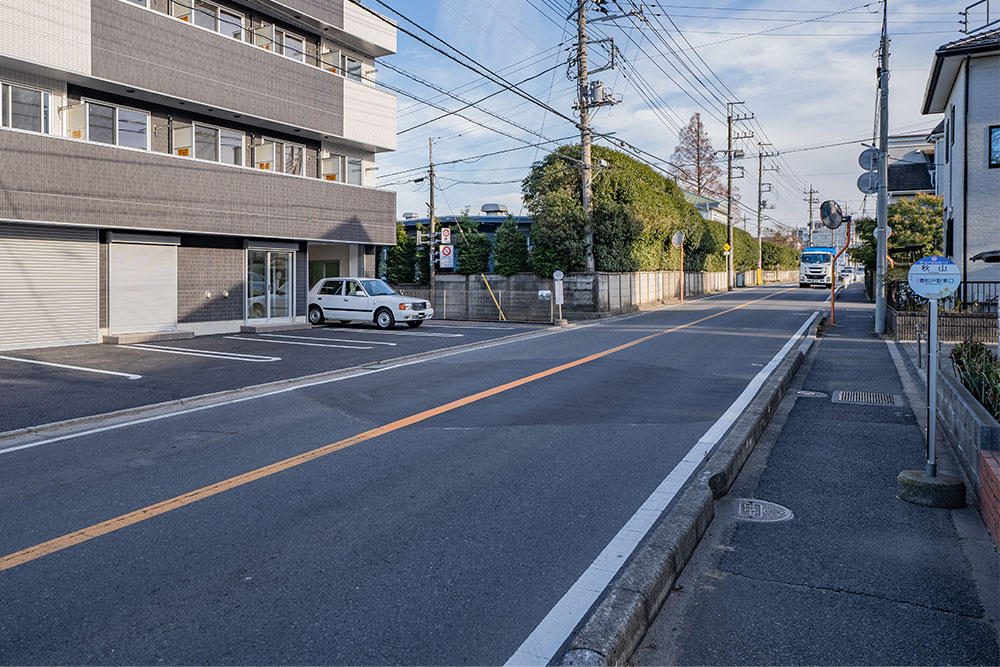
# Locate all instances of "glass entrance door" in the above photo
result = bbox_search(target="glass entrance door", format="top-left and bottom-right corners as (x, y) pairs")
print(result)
(269, 252), (291, 319)
(247, 250), (294, 321)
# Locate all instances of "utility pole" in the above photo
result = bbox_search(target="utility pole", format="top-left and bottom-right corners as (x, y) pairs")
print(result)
(577, 1), (595, 272)
(757, 143), (778, 285)
(804, 185), (818, 246)
(726, 101), (753, 291)
(428, 137), (436, 308)
(875, 0), (890, 335)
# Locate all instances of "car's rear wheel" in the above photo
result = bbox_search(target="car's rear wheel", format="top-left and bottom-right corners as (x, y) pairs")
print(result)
(374, 308), (395, 329)
(308, 305), (325, 325)
(406, 320), (423, 328)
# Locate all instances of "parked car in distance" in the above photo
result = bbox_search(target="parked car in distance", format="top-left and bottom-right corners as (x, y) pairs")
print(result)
(308, 278), (433, 329)
(839, 267), (855, 283)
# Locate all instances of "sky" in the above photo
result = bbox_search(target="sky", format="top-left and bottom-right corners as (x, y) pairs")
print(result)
(369, 0), (971, 236)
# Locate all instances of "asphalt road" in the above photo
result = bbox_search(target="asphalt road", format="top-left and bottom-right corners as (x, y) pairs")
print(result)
(0, 286), (829, 665)
(0, 321), (544, 433)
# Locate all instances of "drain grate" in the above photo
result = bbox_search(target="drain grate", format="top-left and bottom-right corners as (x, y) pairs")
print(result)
(832, 391), (899, 406)
(720, 498), (794, 523)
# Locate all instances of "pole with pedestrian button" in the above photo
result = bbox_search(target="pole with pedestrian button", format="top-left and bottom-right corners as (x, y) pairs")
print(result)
(897, 255), (966, 508)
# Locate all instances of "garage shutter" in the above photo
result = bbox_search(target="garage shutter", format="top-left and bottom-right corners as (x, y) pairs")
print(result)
(109, 242), (177, 335)
(0, 223), (98, 351)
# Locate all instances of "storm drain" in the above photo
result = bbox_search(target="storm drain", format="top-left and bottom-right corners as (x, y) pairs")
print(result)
(831, 391), (900, 406)
(720, 498), (794, 523)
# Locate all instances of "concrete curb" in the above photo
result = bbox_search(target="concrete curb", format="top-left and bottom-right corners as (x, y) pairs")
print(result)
(560, 318), (820, 665)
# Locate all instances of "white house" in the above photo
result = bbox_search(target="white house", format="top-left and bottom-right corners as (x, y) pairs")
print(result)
(921, 28), (1000, 283)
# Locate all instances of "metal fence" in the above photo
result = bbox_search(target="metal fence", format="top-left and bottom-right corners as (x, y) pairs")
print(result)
(886, 279), (1000, 343)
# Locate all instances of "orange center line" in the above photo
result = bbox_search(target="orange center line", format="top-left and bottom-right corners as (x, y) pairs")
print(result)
(0, 288), (793, 572)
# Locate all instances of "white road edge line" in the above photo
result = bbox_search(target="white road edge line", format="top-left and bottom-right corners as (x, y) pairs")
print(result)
(0, 355), (142, 380)
(335, 329), (464, 338)
(261, 333), (397, 347)
(224, 336), (372, 350)
(125, 344), (281, 362)
(504, 309), (821, 667)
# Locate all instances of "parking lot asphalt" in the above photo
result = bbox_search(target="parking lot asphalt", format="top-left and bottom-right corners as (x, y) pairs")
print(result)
(0, 321), (545, 434)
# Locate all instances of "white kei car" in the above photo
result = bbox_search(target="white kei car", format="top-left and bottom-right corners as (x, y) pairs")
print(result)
(307, 277), (433, 329)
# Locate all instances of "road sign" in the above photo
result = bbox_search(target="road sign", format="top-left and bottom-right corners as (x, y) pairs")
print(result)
(554, 279), (564, 305)
(872, 226), (893, 239)
(440, 227), (451, 244)
(908, 255), (961, 300)
(439, 244), (454, 269)
(857, 171), (878, 194)
(552, 270), (564, 281)
(858, 148), (879, 171)
(671, 231), (685, 248)
(723, 242), (731, 252)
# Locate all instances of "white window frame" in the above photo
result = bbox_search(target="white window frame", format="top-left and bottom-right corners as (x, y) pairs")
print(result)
(275, 28), (306, 62)
(321, 152), (344, 182)
(74, 98), (150, 150)
(1, 82), (51, 134)
(346, 156), (363, 185)
(172, 0), (244, 41)
(343, 56), (363, 82)
(255, 137), (306, 175)
(219, 7), (245, 41)
(192, 121), (245, 165)
(121, 0), (148, 7)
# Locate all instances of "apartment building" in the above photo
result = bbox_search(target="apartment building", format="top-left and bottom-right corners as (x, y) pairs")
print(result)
(0, 0), (397, 350)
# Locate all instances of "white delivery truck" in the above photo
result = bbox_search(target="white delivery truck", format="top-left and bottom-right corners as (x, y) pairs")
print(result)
(799, 246), (836, 288)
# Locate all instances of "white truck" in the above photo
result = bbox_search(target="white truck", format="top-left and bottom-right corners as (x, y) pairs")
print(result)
(799, 246), (836, 288)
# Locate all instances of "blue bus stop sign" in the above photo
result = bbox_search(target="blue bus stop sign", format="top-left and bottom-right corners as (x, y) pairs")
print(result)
(907, 255), (961, 300)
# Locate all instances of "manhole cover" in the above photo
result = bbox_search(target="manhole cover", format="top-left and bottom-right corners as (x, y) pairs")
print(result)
(831, 391), (900, 406)
(721, 498), (794, 523)
(796, 390), (828, 398)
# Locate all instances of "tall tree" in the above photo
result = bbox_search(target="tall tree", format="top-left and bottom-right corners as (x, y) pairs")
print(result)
(492, 216), (530, 275)
(385, 223), (416, 283)
(670, 113), (726, 202)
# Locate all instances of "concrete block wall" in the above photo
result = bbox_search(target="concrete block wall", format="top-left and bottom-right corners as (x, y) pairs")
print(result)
(938, 366), (1000, 502)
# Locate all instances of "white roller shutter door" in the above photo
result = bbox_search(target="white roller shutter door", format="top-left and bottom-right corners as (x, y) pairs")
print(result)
(0, 223), (98, 351)
(109, 241), (177, 335)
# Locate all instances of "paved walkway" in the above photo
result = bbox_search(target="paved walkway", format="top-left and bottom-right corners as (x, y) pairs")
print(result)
(636, 285), (1000, 665)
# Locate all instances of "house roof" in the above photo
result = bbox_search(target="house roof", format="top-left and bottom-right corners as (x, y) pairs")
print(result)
(682, 190), (722, 208)
(922, 28), (1000, 114)
(927, 119), (945, 140)
(887, 162), (933, 193)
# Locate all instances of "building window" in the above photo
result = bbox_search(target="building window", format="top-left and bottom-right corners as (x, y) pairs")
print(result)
(344, 56), (363, 82)
(277, 29), (305, 62)
(75, 101), (149, 149)
(122, 0), (147, 6)
(173, 0), (244, 40)
(1, 83), (50, 133)
(254, 138), (305, 175)
(321, 153), (344, 181)
(990, 126), (1000, 169)
(175, 122), (243, 165)
(346, 157), (362, 185)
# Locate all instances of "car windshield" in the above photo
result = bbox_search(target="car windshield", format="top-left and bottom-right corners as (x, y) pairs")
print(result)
(802, 253), (832, 264)
(360, 279), (396, 296)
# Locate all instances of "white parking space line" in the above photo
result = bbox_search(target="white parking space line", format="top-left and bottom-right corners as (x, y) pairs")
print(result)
(261, 333), (397, 347)
(0, 355), (142, 380)
(422, 324), (518, 330)
(124, 344), (281, 362)
(333, 328), (464, 338)
(224, 336), (372, 350)
(505, 310), (821, 666)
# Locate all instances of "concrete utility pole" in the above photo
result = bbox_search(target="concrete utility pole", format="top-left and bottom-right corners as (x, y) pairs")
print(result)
(725, 101), (753, 291)
(757, 143), (778, 285)
(428, 137), (436, 308)
(805, 185), (818, 246)
(875, 0), (890, 335)
(577, 2), (595, 273)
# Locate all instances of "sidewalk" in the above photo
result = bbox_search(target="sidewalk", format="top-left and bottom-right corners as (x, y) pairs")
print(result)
(635, 285), (1000, 665)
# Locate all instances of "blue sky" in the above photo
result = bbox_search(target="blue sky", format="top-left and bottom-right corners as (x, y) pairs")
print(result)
(371, 1), (963, 234)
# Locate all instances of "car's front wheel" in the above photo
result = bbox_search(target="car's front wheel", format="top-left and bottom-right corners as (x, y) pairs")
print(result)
(374, 308), (395, 329)
(308, 305), (325, 325)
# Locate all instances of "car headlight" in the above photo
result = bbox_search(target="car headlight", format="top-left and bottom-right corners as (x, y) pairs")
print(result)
(398, 303), (410, 310)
